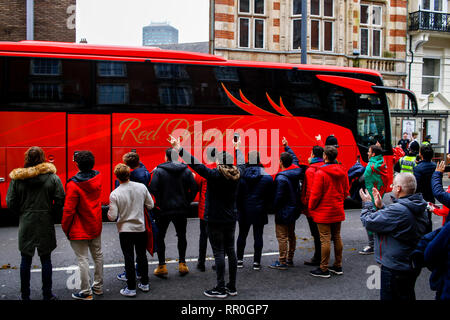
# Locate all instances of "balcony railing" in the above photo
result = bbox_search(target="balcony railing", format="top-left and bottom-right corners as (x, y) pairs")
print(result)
(409, 10), (450, 32)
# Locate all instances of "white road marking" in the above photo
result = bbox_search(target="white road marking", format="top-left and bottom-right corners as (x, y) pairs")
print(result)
(30, 252), (280, 273)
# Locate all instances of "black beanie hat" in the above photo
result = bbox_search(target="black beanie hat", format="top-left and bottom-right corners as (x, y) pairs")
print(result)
(325, 135), (339, 148)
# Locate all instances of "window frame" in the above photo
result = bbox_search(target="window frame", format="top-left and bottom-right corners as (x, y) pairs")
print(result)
(421, 58), (441, 95)
(359, 4), (383, 57)
(305, 0), (335, 52)
(238, 17), (251, 48)
(97, 83), (129, 105)
(30, 58), (62, 76)
(237, 0), (266, 49)
(292, 18), (302, 50)
(254, 18), (265, 49)
(97, 61), (127, 77)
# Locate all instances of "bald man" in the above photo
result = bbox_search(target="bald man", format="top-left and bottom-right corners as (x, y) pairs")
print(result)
(360, 173), (429, 300)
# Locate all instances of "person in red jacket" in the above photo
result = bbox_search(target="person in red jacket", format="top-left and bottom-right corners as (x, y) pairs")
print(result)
(308, 146), (349, 278)
(429, 185), (450, 226)
(195, 147), (217, 272)
(62, 151), (103, 300)
(301, 145), (324, 266)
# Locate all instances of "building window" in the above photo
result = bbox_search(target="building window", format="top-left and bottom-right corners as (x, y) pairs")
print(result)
(30, 83), (62, 101)
(98, 62), (126, 77)
(292, 19), (302, 50)
(254, 19), (265, 49)
(293, 0), (302, 15)
(98, 84), (128, 104)
(238, 0), (266, 49)
(159, 86), (192, 106)
(422, 58), (440, 94)
(154, 64), (189, 80)
(360, 4), (382, 57)
(239, 18), (250, 48)
(31, 58), (61, 75)
(307, 0), (334, 52)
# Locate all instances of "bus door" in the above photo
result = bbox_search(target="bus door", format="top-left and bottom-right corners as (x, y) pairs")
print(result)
(67, 114), (111, 205)
(0, 112), (67, 209)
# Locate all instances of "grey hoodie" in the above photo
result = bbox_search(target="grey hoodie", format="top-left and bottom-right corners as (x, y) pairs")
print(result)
(360, 193), (429, 271)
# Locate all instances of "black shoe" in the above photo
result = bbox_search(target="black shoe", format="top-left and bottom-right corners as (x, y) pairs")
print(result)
(225, 284), (238, 296)
(328, 266), (343, 275)
(310, 268), (331, 278)
(237, 260), (244, 268)
(253, 262), (261, 270)
(286, 260), (294, 267)
(43, 294), (58, 301)
(304, 259), (320, 266)
(197, 263), (206, 272)
(203, 286), (228, 298)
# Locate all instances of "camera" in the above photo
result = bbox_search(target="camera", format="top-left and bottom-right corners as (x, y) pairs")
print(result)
(444, 165), (450, 173)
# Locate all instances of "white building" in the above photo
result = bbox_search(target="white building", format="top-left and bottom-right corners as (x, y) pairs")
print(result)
(402, 0), (450, 155)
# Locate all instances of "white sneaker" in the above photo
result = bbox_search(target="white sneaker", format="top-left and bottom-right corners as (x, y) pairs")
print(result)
(120, 287), (136, 297)
(138, 283), (150, 292)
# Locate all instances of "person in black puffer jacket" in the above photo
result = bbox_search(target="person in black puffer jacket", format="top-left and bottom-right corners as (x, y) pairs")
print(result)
(236, 151), (274, 270)
(171, 135), (245, 298)
(149, 148), (198, 277)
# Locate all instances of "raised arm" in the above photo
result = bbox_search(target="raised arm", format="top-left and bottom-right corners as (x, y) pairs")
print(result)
(432, 163), (450, 208)
(282, 136), (299, 166)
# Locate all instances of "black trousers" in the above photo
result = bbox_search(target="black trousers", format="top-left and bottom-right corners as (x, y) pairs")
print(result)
(155, 214), (187, 265)
(119, 232), (149, 290)
(236, 220), (264, 264)
(207, 221), (237, 288)
(307, 216), (322, 262)
(20, 253), (52, 300)
(198, 219), (208, 265)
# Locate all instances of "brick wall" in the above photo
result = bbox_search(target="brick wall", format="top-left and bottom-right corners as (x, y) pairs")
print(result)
(0, 0), (26, 41)
(0, 0), (76, 42)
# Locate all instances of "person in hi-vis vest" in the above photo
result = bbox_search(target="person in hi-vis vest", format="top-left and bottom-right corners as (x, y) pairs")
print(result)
(396, 141), (419, 174)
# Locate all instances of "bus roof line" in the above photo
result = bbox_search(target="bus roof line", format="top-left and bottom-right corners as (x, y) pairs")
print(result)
(0, 41), (382, 78)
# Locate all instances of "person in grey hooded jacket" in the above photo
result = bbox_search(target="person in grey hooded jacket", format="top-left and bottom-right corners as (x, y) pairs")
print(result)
(360, 172), (429, 300)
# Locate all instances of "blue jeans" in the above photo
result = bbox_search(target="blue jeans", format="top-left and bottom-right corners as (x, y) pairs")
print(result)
(207, 222), (237, 288)
(236, 220), (264, 264)
(20, 253), (53, 300)
(380, 265), (420, 300)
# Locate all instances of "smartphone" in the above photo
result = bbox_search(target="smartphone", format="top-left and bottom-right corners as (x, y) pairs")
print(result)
(233, 133), (240, 143)
(444, 165), (450, 172)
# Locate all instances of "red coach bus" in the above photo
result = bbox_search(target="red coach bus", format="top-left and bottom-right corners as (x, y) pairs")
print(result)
(0, 41), (417, 211)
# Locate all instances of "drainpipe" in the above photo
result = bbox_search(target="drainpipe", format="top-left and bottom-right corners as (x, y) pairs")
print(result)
(209, 0), (215, 55)
(26, 0), (34, 40)
(301, 0), (307, 64)
(408, 35), (414, 110)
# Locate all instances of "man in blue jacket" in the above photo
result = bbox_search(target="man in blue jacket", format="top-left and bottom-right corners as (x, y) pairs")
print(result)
(360, 172), (429, 300)
(426, 160), (450, 299)
(269, 137), (304, 270)
(414, 144), (437, 232)
(236, 151), (274, 270)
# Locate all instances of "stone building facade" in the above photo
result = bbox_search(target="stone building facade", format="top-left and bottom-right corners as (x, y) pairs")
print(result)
(0, 0), (76, 42)
(213, 0), (409, 109)
(394, 0), (450, 156)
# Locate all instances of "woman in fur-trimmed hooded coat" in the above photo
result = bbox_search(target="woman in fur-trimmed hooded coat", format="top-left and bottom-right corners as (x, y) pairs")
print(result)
(6, 160), (65, 257)
(6, 146), (65, 300)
